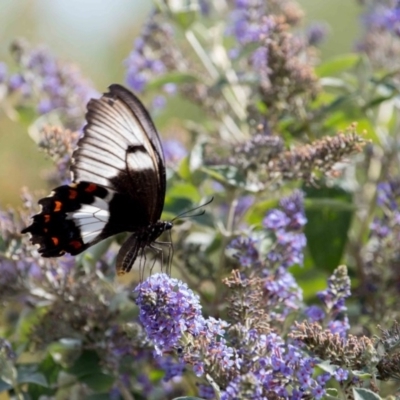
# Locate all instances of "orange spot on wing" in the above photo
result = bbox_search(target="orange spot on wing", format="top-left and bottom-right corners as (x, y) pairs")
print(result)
(54, 201), (62, 212)
(69, 190), (78, 199)
(69, 240), (82, 249)
(44, 214), (51, 223)
(85, 183), (97, 192)
(51, 237), (59, 246)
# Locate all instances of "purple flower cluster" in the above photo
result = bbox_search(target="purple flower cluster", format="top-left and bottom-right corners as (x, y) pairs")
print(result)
(228, 236), (259, 268)
(364, 2), (400, 37)
(228, 1), (273, 46)
(135, 273), (204, 354)
(222, 332), (329, 399)
(264, 267), (303, 319)
(227, 0), (275, 74)
(306, 265), (351, 337)
(6, 40), (97, 129)
(156, 356), (186, 381)
(305, 22), (328, 46)
(317, 267), (351, 314)
(135, 273), (239, 382)
(371, 181), (400, 239)
(125, 15), (177, 107)
(125, 36), (166, 93)
(197, 383), (215, 399)
(263, 190), (307, 269)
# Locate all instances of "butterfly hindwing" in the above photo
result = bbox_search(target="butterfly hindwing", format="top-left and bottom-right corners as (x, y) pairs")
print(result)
(21, 182), (111, 256)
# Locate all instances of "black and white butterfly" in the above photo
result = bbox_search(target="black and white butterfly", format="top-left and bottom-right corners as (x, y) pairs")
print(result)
(22, 84), (172, 275)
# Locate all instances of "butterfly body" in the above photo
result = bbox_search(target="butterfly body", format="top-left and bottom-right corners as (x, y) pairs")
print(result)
(22, 84), (170, 275)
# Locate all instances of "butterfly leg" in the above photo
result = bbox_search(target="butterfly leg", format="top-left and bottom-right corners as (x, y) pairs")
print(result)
(153, 242), (173, 275)
(138, 247), (147, 282)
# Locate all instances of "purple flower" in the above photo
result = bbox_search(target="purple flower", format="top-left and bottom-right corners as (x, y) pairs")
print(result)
(124, 15), (175, 94)
(328, 317), (350, 338)
(37, 98), (53, 114)
(263, 210), (290, 230)
(198, 383), (215, 399)
(311, 384), (326, 399)
(135, 273), (204, 353)
(364, 3), (400, 36)
(306, 23), (328, 46)
(7, 41), (97, 129)
(156, 356), (185, 381)
(264, 267), (303, 316)
(305, 305), (325, 322)
(317, 372), (331, 385)
(163, 139), (187, 166)
(317, 266), (351, 316)
(228, 236), (260, 268)
(264, 191), (307, 269)
(334, 367), (349, 382)
(8, 73), (25, 91)
(152, 95), (166, 110)
(163, 82), (177, 95)
(279, 190), (307, 230)
(376, 181), (400, 210)
(126, 71), (147, 93)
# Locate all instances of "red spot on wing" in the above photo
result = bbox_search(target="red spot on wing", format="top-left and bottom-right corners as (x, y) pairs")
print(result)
(69, 189), (78, 199)
(51, 237), (59, 246)
(69, 240), (82, 250)
(44, 214), (50, 223)
(54, 201), (62, 212)
(85, 183), (97, 193)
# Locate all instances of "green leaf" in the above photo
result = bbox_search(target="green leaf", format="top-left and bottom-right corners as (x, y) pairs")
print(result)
(177, 156), (192, 180)
(316, 361), (337, 374)
(316, 54), (361, 77)
(164, 196), (194, 217)
(168, 0), (199, 29)
(16, 105), (37, 127)
(202, 165), (260, 192)
(66, 350), (102, 378)
(85, 394), (113, 400)
(80, 372), (115, 391)
(352, 388), (382, 400)
(146, 72), (198, 91)
(38, 353), (62, 385)
(17, 370), (48, 387)
(167, 182), (201, 202)
(48, 339), (82, 369)
(304, 186), (354, 271)
(352, 370), (372, 379)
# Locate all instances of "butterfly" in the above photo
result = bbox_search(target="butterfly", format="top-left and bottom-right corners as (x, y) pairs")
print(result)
(21, 84), (172, 275)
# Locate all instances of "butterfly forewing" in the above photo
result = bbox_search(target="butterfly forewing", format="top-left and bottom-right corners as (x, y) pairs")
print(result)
(22, 84), (170, 274)
(72, 84), (166, 222)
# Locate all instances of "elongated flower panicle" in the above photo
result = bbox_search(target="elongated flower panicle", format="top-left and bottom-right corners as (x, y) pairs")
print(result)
(135, 273), (204, 354)
(358, 1), (400, 70)
(263, 190), (307, 269)
(6, 39), (97, 129)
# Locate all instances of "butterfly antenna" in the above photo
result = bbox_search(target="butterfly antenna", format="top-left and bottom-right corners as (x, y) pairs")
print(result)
(171, 197), (214, 222)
